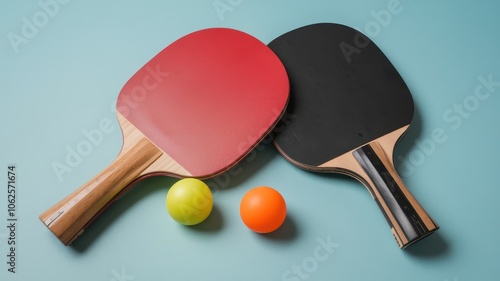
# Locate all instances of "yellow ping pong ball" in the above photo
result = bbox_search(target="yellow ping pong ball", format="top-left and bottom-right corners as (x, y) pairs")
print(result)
(166, 178), (213, 225)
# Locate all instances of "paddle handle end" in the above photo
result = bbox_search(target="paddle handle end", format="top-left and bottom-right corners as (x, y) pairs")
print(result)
(39, 137), (162, 245)
(353, 143), (439, 249)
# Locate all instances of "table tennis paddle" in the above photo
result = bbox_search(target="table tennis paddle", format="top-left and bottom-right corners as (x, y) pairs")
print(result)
(268, 23), (438, 248)
(40, 28), (289, 245)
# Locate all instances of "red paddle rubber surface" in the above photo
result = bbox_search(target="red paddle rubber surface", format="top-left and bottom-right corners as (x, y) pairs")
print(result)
(117, 28), (289, 177)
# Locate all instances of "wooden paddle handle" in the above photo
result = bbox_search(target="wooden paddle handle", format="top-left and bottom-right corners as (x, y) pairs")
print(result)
(353, 143), (439, 248)
(39, 138), (162, 245)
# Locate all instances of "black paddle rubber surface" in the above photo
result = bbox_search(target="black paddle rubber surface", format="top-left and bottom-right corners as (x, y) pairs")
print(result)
(268, 23), (414, 167)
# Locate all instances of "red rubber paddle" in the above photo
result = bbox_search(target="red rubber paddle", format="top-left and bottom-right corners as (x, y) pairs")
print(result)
(40, 28), (289, 245)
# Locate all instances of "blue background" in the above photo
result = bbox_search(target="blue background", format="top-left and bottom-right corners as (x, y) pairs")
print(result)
(1, 0), (500, 280)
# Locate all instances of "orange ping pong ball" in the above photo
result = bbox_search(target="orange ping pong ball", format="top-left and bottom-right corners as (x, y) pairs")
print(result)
(166, 178), (213, 225)
(240, 186), (286, 233)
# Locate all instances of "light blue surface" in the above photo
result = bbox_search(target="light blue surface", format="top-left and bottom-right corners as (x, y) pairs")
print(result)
(1, 0), (500, 280)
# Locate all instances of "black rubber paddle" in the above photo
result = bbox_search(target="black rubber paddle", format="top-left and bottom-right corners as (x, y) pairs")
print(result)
(268, 23), (438, 248)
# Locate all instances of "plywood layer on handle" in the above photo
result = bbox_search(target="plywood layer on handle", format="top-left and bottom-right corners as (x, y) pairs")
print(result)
(117, 112), (192, 178)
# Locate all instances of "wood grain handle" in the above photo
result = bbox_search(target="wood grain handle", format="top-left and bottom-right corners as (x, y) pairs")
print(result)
(39, 137), (162, 245)
(352, 143), (439, 248)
